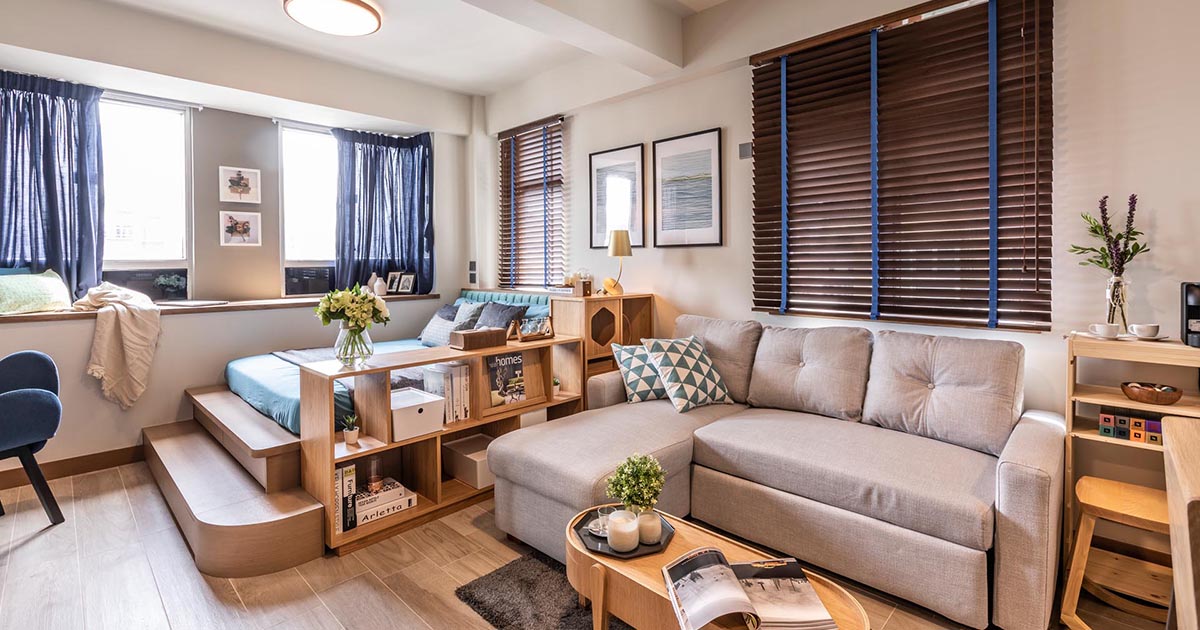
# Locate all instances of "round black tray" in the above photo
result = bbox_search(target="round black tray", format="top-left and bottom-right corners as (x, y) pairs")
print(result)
(572, 509), (676, 559)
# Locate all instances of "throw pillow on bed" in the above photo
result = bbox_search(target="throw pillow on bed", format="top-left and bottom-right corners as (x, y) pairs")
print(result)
(611, 343), (667, 403)
(642, 336), (732, 413)
(476, 302), (528, 330)
(454, 301), (488, 328)
(420, 316), (472, 347)
(435, 303), (459, 321)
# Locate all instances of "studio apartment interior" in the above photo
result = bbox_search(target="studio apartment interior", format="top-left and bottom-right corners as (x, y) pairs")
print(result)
(0, 0), (1197, 629)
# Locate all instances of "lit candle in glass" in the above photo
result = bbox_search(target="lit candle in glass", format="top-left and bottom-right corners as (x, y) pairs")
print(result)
(606, 510), (639, 552)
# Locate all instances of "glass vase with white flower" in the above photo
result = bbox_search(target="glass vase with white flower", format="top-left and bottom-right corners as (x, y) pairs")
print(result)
(315, 285), (391, 367)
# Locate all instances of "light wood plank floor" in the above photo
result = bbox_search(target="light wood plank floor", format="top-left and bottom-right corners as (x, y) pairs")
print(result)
(0, 463), (1163, 630)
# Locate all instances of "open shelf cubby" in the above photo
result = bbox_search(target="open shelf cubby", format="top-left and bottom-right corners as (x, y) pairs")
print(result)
(299, 335), (584, 552)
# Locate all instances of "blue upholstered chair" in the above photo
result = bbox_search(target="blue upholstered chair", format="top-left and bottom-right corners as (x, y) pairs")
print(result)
(0, 351), (64, 524)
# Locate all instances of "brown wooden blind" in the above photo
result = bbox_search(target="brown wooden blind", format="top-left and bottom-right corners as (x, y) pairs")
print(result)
(498, 119), (565, 288)
(751, 0), (1052, 330)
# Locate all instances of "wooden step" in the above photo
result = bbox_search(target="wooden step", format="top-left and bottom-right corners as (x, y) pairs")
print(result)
(187, 386), (300, 492)
(143, 420), (324, 578)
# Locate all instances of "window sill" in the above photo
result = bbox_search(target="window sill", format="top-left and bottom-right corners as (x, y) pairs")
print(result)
(0, 293), (441, 324)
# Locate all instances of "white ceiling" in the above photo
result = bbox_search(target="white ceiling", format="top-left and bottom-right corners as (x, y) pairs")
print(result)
(99, 0), (585, 95)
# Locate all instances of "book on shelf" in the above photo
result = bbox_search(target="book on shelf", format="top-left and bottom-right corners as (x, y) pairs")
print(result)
(357, 492), (418, 525)
(424, 361), (470, 422)
(354, 477), (407, 512)
(486, 351), (525, 406)
(663, 548), (837, 630)
(335, 463), (357, 533)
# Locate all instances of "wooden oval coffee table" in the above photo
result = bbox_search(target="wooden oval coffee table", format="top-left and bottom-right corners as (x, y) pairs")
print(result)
(566, 507), (871, 630)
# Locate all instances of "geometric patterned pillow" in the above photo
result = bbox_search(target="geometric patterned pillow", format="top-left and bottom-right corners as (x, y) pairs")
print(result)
(642, 336), (732, 413)
(420, 315), (472, 347)
(611, 344), (667, 403)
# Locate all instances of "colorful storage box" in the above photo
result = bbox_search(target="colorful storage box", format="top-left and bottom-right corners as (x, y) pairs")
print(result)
(1099, 413), (1116, 427)
(1099, 425), (1115, 437)
(1131, 430), (1146, 443)
(1116, 427), (1130, 439)
(1116, 416), (1130, 428)
(1146, 420), (1162, 433)
(1148, 433), (1163, 446)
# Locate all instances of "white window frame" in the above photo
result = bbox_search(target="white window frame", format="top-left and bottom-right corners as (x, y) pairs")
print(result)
(277, 120), (337, 289)
(99, 92), (195, 276)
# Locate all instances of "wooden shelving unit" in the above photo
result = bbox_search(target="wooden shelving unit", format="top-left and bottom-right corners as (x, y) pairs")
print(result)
(1064, 333), (1200, 605)
(551, 293), (654, 407)
(299, 335), (584, 552)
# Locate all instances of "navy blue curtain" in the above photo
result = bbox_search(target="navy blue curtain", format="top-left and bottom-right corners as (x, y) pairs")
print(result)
(0, 71), (104, 298)
(331, 129), (434, 293)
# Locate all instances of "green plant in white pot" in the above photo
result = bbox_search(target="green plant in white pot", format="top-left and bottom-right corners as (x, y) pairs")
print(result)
(342, 414), (359, 446)
(606, 453), (666, 545)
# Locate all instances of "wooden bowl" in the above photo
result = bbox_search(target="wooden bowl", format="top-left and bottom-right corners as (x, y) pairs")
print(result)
(1120, 381), (1183, 406)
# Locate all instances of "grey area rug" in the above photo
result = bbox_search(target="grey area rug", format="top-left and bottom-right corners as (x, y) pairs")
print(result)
(456, 551), (634, 630)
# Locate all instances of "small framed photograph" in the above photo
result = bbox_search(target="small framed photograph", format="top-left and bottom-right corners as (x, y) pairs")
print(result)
(386, 271), (403, 293)
(653, 128), (722, 247)
(219, 166), (261, 204)
(589, 143), (645, 249)
(397, 272), (417, 294)
(219, 211), (262, 247)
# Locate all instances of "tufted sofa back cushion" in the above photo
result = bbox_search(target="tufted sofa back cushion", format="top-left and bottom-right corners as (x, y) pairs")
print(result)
(673, 315), (762, 404)
(862, 330), (1025, 456)
(747, 326), (874, 421)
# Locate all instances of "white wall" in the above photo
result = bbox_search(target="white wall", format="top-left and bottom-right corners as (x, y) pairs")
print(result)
(0, 133), (469, 471)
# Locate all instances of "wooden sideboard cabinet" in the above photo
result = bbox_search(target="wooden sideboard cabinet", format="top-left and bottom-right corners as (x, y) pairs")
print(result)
(550, 293), (653, 379)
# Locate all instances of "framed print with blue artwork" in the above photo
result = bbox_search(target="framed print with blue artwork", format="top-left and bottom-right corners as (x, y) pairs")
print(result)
(652, 128), (722, 247)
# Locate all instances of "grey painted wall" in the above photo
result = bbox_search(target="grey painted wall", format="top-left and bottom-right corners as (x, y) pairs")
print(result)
(191, 108), (283, 301)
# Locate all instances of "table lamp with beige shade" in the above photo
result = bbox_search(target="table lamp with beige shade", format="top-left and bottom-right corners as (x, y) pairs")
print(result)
(602, 229), (632, 295)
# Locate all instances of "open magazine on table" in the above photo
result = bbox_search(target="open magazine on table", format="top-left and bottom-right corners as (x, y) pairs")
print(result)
(662, 547), (838, 630)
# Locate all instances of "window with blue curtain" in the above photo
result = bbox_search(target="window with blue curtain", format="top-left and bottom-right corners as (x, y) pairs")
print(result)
(331, 129), (434, 293)
(750, 0), (1052, 330)
(498, 117), (565, 288)
(0, 71), (105, 298)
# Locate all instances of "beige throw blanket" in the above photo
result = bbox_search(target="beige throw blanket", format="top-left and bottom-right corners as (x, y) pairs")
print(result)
(73, 282), (161, 409)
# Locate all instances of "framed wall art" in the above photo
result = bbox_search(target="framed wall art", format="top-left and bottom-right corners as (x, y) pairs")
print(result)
(652, 128), (722, 247)
(219, 166), (262, 204)
(589, 143), (645, 248)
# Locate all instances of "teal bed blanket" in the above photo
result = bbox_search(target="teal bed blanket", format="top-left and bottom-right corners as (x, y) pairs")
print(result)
(225, 338), (425, 435)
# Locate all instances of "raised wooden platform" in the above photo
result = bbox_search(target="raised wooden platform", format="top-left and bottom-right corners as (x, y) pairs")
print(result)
(143, 420), (323, 578)
(187, 386), (300, 492)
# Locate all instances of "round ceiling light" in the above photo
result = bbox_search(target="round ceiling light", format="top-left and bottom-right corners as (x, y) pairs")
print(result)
(284, 0), (381, 36)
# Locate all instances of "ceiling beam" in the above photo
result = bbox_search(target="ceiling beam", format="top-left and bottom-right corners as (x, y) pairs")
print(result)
(463, 0), (683, 77)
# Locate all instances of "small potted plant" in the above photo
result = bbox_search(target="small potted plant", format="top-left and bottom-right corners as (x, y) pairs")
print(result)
(153, 273), (187, 300)
(1068, 194), (1149, 332)
(552, 376), (561, 397)
(342, 414), (360, 446)
(606, 453), (666, 545)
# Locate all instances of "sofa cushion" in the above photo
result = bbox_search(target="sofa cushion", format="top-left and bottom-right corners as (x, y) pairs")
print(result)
(862, 330), (1025, 456)
(488, 400), (745, 508)
(612, 344), (667, 403)
(673, 315), (762, 404)
(643, 336), (733, 412)
(747, 326), (873, 421)
(692, 408), (997, 550)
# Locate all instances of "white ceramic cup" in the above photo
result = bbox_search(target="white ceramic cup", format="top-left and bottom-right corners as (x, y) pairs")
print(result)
(1128, 324), (1160, 339)
(1088, 323), (1120, 339)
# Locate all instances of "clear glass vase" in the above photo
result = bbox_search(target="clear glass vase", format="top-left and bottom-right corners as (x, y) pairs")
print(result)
(334, 322), (374, 367)
(1106, 275), (1130, 333)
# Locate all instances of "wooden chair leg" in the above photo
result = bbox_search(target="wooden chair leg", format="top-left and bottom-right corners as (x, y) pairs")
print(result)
(17, 447), (63, 525)
(1061, 512), (1097, 630)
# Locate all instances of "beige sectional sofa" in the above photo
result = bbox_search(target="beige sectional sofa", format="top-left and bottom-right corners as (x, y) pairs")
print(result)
(487, 315), (1065, 630)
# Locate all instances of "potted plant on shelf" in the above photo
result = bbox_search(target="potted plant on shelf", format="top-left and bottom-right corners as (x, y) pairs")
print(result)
(153, 273), (187, 300)
(315, 284), (391, 367)
(342, 414), (360, 446)
(552, 376), (561, 397)
(1068, 194), (1149, 333)
(606, 453), (666, 545)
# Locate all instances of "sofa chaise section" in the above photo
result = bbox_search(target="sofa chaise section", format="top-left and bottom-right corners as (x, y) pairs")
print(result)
(488, 399), (745, 562)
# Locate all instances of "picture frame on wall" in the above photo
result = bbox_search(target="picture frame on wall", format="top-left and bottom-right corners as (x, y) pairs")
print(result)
(397, 272), (417, 294)
(652, 128), (722, 247)
(589, 143), (645, 249)
(219, 211), (262, 247)
(218, 166), (262, 204)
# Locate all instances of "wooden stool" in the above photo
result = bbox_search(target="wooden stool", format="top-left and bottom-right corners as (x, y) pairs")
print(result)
(1061, 476), (1173, 630)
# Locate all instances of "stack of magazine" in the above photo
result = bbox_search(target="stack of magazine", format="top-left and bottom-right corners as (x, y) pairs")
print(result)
(423, 361), (470, 422)
(663, 548), (838, 630)
(333, 466), (417, 533)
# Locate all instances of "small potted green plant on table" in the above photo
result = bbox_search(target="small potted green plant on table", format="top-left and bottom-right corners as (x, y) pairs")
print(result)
(606, 453), (666, 547)
(342, 414), (360, 446)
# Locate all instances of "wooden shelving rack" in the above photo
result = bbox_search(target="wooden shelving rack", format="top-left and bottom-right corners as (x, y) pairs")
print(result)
(299, 335), (584, 553)
(1064, 333), (1200, 604)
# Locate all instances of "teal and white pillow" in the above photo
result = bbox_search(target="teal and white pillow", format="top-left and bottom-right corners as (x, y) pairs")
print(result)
(612, 344), (666, 403)
(642, 336), (732, 413)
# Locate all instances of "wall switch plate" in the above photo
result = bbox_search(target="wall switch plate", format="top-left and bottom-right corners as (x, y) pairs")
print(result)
(739, 142), (752, 159)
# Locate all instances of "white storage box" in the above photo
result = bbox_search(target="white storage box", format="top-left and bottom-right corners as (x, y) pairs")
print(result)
(442, 434), (494, 489)
(390, 388), (444, 443)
